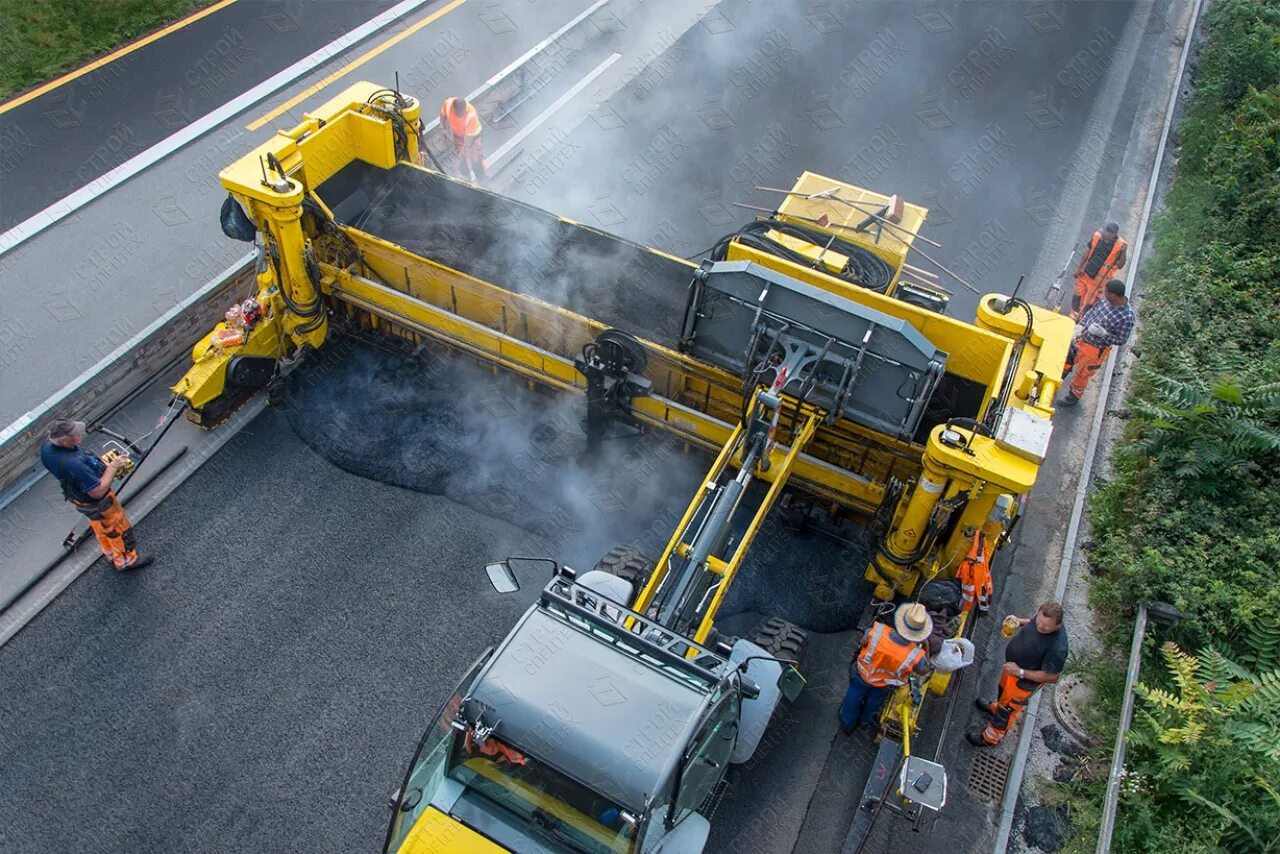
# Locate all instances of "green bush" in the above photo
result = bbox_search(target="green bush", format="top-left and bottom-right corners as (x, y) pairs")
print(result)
(1116, 644), (1280, 852)
(1072, 0), (1280, 850)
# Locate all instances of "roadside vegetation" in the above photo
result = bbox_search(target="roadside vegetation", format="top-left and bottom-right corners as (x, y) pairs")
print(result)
(0, 0), (213, 101)
(1059, 1), (1280, 850)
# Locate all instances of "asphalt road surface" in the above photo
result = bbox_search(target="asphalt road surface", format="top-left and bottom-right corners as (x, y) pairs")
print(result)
(0, 0), (404, 230)
(1, 1), (1146, 852)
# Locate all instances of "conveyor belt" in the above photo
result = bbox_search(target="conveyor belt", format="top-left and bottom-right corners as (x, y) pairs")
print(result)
(317, 162), (697, 348)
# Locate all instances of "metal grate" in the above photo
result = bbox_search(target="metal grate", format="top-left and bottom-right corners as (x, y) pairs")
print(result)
(968, 751), (1012, 804)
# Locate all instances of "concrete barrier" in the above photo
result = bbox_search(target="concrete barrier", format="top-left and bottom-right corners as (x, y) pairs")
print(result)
(0, 254), (255, 495)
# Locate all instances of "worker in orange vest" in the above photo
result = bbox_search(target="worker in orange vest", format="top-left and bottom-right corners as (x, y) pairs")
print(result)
(1070, 222), (1127, 320)
(956, 528), (993, 616)
(440, 96), (487, 182)
(839, 603), (932, 734)
(969, 602), (1069, 746)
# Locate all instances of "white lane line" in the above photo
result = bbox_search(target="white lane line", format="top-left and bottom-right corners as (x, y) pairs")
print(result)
(0, 0), (436, 259)
(421, 0), (613, 136)
(485, 53), (622, 169)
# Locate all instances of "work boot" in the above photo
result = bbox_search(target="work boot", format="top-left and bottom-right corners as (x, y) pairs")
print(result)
(118, 554), (154, 572)
(975, 697), (996, 717)
(966, 730), (991, 747)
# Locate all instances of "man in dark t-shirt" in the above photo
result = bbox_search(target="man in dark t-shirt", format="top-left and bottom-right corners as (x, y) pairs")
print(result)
(40, 419), (151, 571)
(968, 601), (1069, 746)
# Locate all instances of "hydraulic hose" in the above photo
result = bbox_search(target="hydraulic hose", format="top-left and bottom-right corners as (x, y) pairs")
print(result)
(984, 297), (1035, 430)
(264, 237), (323, 319)
(945, 417), (993, 438)
(709, 218), (895, 291)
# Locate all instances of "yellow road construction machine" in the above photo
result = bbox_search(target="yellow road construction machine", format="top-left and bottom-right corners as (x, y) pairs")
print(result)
(171, 81), (1073, 852)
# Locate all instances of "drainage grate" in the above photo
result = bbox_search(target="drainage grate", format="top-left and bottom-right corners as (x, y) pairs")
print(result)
(968, 751), (1012, 804)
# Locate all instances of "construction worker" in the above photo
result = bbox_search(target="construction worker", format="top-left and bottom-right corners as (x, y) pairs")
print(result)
(440, 96), (487, 182)
(956, 528), (993, 616)
(968, 601), (1068, 747)
(1070, 222), (1127, 320)
(40, 419), (152, 571)
(1057, 278), (1136, 406)
(839, 603), (933, 734)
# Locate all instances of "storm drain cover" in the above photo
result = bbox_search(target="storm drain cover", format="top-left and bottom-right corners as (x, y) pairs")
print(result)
(968, 751), (1011, 803)
(1053, 674), (1096, 746)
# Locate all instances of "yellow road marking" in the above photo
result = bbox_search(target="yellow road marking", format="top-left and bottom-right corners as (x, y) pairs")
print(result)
(0, 0), (240, 116)
(245, 0), (469, 132)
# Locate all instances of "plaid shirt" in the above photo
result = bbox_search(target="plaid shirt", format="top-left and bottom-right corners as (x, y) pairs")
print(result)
(1079, 299), (1136, 348)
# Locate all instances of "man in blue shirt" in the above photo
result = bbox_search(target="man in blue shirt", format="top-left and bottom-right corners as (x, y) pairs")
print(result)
(40, 419), (151, 571)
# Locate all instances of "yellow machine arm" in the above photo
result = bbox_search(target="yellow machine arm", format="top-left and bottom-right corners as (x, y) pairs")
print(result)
(632, 391), (822, 646)
(173, 83), (425, 423)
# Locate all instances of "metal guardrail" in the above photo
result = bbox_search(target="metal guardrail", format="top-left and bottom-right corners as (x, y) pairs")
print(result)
(1097, 605), (1148, 853)
(0, 254), (254, 496)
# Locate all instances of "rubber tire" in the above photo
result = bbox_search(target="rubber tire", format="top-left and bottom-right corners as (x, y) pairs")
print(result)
(750, 616), (808, 672)
(591, 545), (655, 606)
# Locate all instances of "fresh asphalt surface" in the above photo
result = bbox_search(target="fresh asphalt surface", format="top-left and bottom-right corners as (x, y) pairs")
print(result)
(0, 2), (1139, 852)
(0, 0), (404, 230)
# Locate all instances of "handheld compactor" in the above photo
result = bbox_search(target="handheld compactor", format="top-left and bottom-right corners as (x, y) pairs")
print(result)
(171, 82), (1074, 851)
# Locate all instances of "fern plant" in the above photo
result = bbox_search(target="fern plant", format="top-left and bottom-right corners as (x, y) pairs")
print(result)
(1126, 354), (1280, 497)
(1125, 642), (1280, 850)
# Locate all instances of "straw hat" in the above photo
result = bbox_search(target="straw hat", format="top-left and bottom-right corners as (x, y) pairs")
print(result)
(894, 602), (933, 643)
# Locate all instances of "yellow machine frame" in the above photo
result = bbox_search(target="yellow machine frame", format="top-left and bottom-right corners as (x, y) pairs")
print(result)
(174, 82), (1074, 745)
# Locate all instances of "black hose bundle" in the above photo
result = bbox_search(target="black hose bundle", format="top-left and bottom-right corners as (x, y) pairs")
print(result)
(707, 217), (895, 292)
(366, 89), (413, 162)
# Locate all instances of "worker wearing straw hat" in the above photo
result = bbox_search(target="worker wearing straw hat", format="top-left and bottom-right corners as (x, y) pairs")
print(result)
(839, 603), (933, 734)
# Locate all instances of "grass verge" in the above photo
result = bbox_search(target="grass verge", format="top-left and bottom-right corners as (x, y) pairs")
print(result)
(1062, 1), (1280, 850)
(0, 0), (216, 102)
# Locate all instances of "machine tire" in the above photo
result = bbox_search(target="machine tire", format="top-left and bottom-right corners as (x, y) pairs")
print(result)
(750, 616), (808, 673)
(591, 545), (655, 606)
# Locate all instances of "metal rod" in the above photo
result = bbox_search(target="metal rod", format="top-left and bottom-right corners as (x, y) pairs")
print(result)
(754, 186), (944, 249)
(1097, 604), (1148, 854)
(902, 244), (981, 295)
(902, 263), (939, 281)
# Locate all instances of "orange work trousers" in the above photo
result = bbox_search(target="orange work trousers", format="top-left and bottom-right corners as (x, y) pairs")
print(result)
(452, 134), (488, 178)
(73, 491), (139, 570)
(1066, 340), (1110, 399)
(1070, 272), (1106, 320)
(981, 670), (1037, 745)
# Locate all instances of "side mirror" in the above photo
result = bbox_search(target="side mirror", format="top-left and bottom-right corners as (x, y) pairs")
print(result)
(485, 561), (520, 593)
(778, 665), (806, 703)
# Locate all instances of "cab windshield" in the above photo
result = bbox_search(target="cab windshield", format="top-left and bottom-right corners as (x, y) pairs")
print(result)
(385, 690), (636, 854)
(449, 727), (636, 854)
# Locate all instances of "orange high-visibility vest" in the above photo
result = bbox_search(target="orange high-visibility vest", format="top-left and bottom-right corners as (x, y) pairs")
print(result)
(1081, 230), (1126, 280)
(441, 98), (482, 140)
(856, 623), (924, 687)
(957, 531), (994, 615)
(464, 730), (526, 765)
